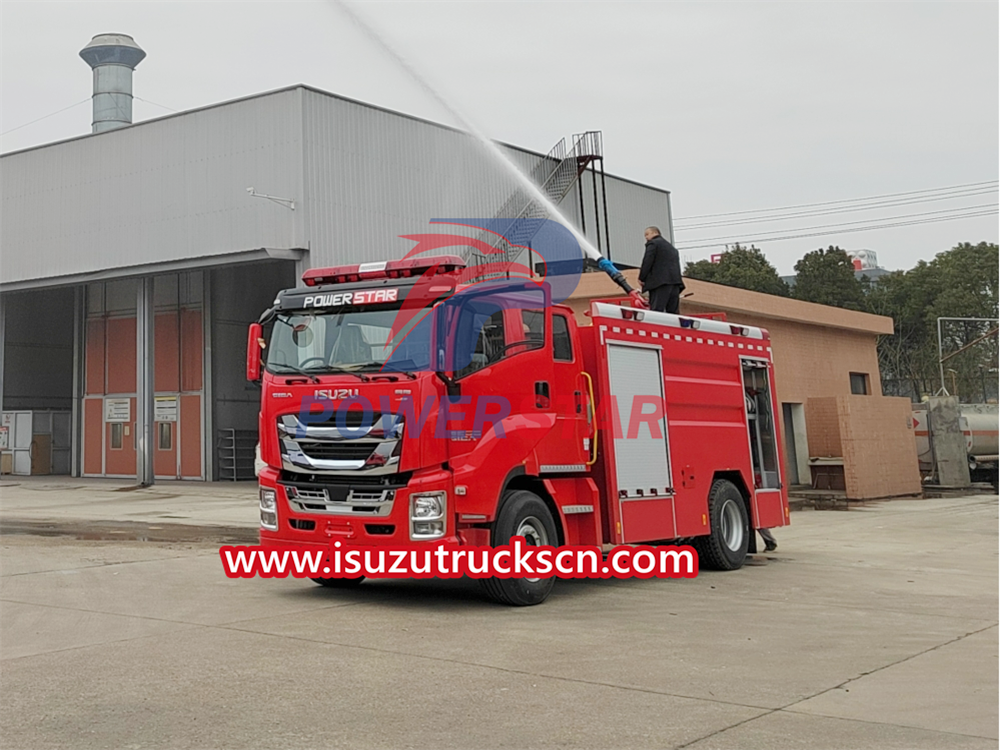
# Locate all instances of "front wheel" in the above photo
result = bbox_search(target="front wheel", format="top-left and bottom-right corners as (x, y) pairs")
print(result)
(694, 479), (749, 570)
(481, 490), (558, 606)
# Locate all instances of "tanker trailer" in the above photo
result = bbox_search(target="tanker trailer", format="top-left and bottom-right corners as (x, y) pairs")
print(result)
(913, 403), (998, 488)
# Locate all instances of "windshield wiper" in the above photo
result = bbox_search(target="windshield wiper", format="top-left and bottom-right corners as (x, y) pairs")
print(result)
(269, 364), (321, 384)
(340, 363), (421, 381)
(321, 366), (371, 382)
(351, 361), (420, 380)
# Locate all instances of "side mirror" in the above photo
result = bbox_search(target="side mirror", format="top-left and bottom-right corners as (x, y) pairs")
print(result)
(247, 323), (263, 381)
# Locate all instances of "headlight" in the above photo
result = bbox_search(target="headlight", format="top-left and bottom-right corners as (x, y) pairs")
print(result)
(259, 487), (278, 530)
(410, 492), (446, 540)
(259, 487), (277, 510)
(413, 494), (444, 519)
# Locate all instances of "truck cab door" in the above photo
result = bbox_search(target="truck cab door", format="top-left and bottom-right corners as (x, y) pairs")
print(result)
(435, 281), (554, 467)
(541, 310), (590, 469)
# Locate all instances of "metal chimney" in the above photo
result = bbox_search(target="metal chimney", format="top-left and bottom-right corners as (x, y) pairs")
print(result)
(79, 33), (146, 133)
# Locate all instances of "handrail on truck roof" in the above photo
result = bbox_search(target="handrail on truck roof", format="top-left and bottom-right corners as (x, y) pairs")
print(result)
(586, 296), (727, 322)
(589, 301), (767, 340)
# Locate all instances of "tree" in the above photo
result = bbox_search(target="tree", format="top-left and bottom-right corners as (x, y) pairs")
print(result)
(865, 268), (939, 398)
(685, 258), (720, 284)
(865, 242), (998, 401)
(792, 246), (865, 310)
(684, 244), (790, 297)
(922, 242), (998, 401)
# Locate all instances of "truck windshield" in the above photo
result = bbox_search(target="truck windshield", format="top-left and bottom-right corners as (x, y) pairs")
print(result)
(266, 307), (432, 374)
(264, 280), (549, 377)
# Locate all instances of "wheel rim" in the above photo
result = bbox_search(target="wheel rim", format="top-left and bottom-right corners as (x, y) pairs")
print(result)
(515, 516), (549, 546)
(515, 516), (549, 583)
(719, 498), (744, 552)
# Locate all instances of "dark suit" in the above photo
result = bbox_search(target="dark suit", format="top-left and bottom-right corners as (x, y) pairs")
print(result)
(639, 235), (684, 313)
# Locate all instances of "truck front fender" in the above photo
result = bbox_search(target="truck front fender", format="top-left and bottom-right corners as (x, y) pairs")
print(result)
(451, 413), (557, 518)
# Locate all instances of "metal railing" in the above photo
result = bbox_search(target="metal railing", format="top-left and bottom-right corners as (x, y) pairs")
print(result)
(465, 131), (603, 269)
(936, 317), (999, 396)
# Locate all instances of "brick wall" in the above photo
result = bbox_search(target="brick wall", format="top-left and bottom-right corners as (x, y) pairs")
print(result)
(566, 273), (921, 498)
(695, 313), (882, 402)
(805, 397), (843, 457)
(565, 273), (887, 404)
(837, 396), (922, 499)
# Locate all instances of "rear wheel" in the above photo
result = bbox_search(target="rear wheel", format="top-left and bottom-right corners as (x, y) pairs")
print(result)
(694, 479), (749, 570)
(481, 490), (558, 606)
(310, 576), (365, 588)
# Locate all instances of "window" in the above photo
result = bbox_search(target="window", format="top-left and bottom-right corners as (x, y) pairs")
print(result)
(109, 423), (123, 450)
(456, 310), (505, 378)
(850, 372), (870, 395)
(521, 309), (545, 344)
(441, 281), (546, 378)
(267, 307), (432, 374)
(158, 422), (173, 451)
(552, 315), (573, 361)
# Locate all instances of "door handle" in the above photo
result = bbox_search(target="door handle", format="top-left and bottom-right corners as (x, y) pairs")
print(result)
(534, 381), (550, 409)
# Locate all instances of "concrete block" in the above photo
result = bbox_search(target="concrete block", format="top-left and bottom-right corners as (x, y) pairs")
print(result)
(928, 396), (971, 487)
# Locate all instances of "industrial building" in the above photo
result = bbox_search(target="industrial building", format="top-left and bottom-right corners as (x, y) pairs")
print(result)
(1, 34), (920, 499)
(0, 35), (670, 483)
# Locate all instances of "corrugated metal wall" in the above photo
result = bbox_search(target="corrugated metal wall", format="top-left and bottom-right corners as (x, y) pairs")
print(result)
(1, 85), (670, 286)
(1, 89), (304, 286)
(2, 289), (75, 410)
(302, 88), (663, 269)
(301, 89), (553, 267)
(575, 172), (673, 268)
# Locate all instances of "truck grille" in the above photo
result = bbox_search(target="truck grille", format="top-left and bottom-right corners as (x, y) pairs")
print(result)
(289, 487), (329, 502)
(298, 442), (379, 461)
(277, 411), (403, 476)
(283, 484), (396, 517)
(294, 411), (384, 428)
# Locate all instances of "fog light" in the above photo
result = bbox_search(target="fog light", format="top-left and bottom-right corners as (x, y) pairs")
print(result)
(410, 492), (446, 540)
(260, 509), (278, 530)
(413, 520), (444, 536)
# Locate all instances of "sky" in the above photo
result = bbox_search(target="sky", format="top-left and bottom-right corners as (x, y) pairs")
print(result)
(1, 0), (997, 274)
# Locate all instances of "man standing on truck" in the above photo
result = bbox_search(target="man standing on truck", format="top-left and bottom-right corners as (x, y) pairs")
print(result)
(639, 226), (684, 313)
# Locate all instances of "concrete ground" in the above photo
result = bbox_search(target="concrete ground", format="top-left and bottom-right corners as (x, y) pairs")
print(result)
(0, 480), (996, 749)
(0, 476), (258, 530)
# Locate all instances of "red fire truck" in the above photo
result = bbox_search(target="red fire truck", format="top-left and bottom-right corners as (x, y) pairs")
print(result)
(247, 255), (790, 605)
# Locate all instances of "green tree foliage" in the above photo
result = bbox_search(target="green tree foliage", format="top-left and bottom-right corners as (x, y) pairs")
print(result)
(684, 258), (720, 284)
(684, 244), (789, 297)
(792, 246), (865, 310)
(865, 242), (998, 401)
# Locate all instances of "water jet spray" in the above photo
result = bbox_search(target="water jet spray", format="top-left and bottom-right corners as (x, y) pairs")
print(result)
(328, 0), (648, 308)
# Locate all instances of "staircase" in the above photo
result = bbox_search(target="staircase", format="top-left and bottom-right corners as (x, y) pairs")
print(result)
(465, 131), (603, 269)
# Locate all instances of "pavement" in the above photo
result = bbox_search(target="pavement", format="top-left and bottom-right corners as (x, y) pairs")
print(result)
(0, 475), (258, 540)
(0, 476), (971, 532)
(0, 477), (997, 749)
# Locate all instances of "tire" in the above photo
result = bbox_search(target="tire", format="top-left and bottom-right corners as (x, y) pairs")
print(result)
(481, 490), (558, 606)
(310, 576), (365, 588)
(693, 479), (749, 571)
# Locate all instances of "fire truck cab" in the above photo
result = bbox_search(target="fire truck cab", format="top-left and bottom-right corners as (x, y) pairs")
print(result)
(248, 256), (790, 605)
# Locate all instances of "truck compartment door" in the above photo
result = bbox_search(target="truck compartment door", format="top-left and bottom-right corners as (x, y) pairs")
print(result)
(606, 344), (675, 543)
(742, 358), (786, 529)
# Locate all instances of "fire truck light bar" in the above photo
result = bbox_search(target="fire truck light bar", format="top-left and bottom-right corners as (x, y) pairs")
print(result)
(301, 255), (466, 286)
